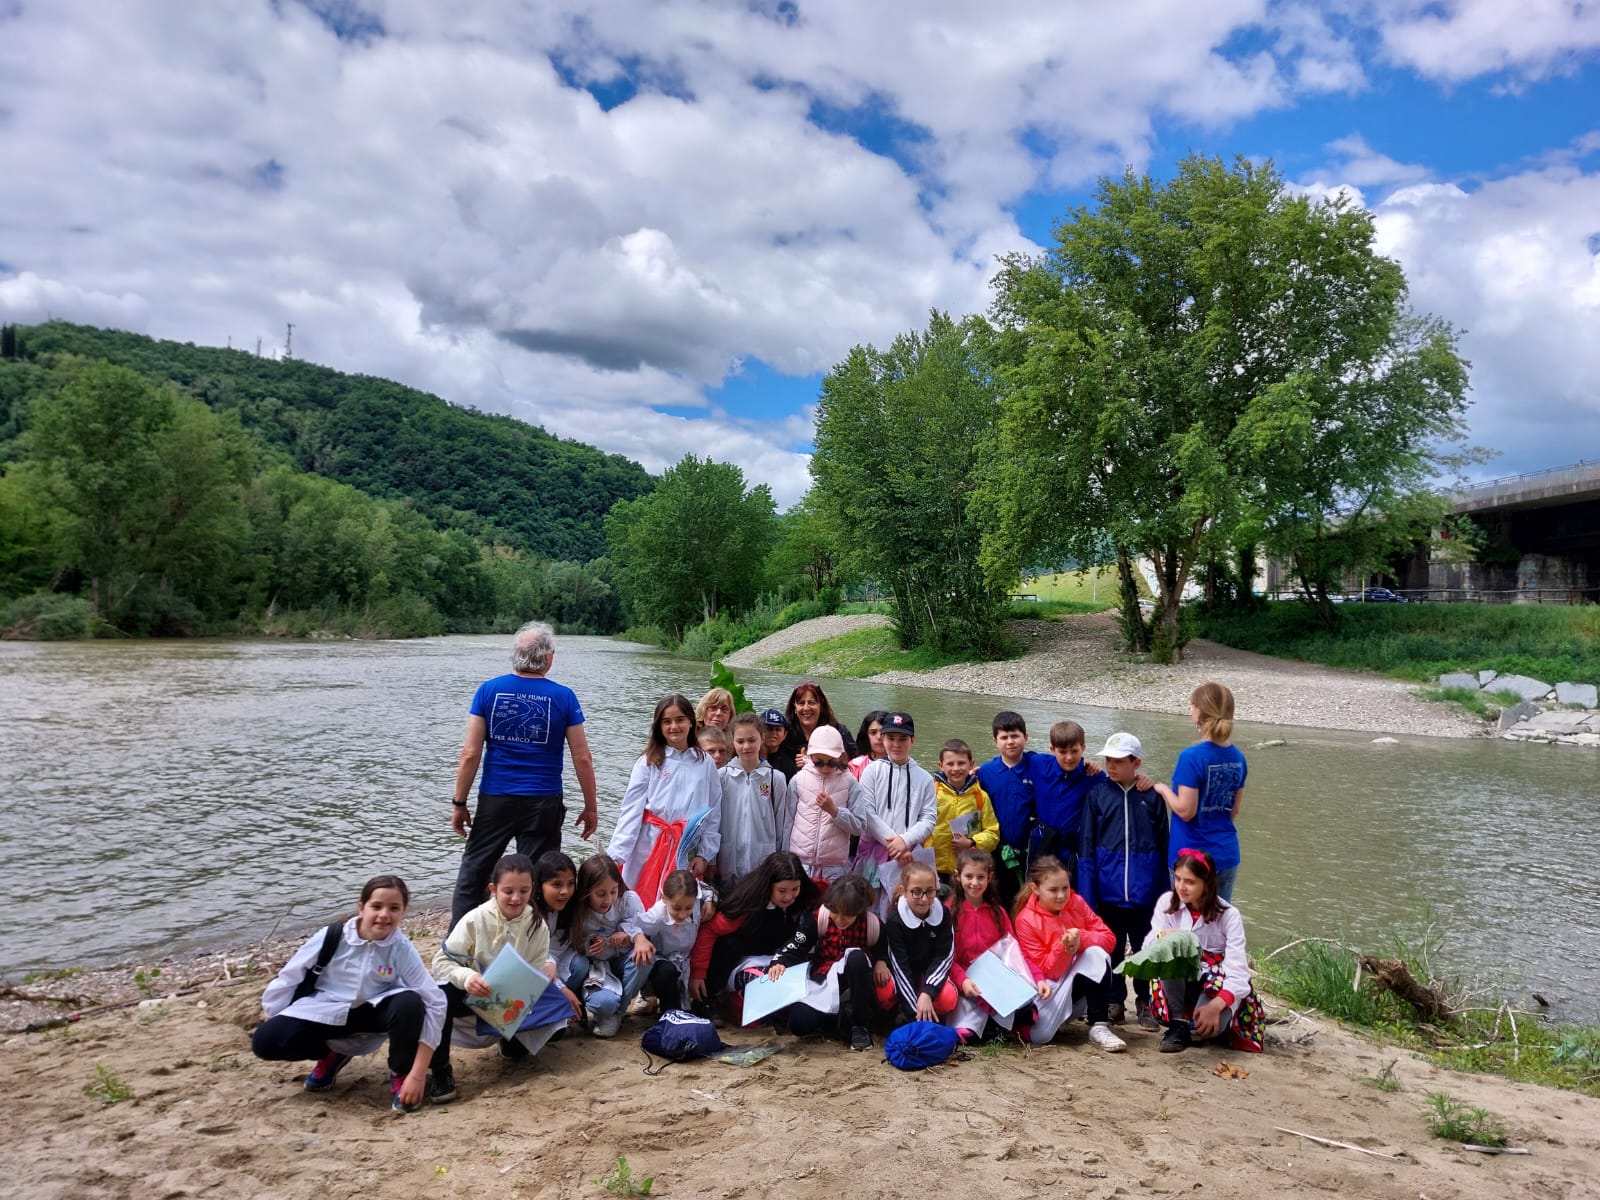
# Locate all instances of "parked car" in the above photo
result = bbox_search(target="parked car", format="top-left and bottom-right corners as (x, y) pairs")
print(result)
(1357, 587), (1408, 603)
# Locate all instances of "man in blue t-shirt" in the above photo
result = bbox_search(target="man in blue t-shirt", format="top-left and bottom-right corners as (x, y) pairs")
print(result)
(449, 621), (598, 926)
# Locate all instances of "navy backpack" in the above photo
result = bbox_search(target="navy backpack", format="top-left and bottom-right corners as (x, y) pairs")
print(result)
(641, 1009), (726, 1074)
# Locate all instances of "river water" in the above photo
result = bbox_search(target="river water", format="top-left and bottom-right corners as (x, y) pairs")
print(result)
(1, 635), (1593, 1018)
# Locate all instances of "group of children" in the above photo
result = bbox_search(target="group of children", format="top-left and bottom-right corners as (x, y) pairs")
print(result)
(254, 681), (1260, 1109)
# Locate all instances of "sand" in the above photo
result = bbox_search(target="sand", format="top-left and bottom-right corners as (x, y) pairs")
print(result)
(5, 924), (1598, 1200)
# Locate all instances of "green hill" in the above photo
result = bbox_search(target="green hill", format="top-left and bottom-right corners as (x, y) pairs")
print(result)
(6, 322), (651, 561)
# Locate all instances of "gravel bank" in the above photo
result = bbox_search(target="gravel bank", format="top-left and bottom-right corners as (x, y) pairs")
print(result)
(736, 611), (1482, 739)
(721, 612), (891, 668)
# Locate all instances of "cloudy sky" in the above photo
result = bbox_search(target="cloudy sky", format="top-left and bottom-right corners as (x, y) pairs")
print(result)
(2, 1), (1598, 507)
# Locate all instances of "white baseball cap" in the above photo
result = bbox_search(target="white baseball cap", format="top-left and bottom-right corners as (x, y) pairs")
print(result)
(1100, 732), (1143, 759)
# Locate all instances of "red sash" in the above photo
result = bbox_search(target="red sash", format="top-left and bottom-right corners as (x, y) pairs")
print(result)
(635, 810), (685, 906)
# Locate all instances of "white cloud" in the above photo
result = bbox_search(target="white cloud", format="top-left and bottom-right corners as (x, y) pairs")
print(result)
(1378, 0), (1600, 84)
(1362, 165), (1600, 475)
(2, 0), (1597, 512)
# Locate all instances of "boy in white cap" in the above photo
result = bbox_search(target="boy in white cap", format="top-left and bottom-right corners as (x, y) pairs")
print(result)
(1077, 732), (1176, 1034)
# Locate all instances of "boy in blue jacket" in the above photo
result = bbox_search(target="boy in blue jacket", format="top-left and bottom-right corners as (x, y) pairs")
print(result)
(1078, 732), (1174, 1031)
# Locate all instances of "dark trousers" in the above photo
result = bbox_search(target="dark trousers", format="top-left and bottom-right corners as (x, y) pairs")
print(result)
(648, 959), (683, 1008)
(1159, 976), (1233, 1035)
(451, 793), (565, 927)
(788, 949), (876, 1037)
(1099, 903), (1153, 1006)
(251, 990), (425, 1077)
(1073, 969), (1111, 1024)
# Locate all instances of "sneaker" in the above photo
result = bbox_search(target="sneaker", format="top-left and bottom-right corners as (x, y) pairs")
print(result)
(627, 994), (659, 1017)
(426, 1065), (458, 1104)
(303, 1051), (350, 1092)
(1159, 1024), (1192, 1054)
(1107, 1000), (1126, 1025)
(592, 1009), (624, 1039)
(499, 1035), (530, 1061)
(1136, 1000), (1160, 1032)
(1087, 1022), (1127, 1053)
(849, 1026), (872, 1052)
(389, 1071), (418, 1113)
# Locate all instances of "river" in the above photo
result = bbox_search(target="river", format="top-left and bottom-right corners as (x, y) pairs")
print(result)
(1, 634), (1593, 1018)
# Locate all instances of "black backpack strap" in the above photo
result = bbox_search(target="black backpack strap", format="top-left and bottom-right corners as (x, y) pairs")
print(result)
(291, 922), (345, 1003)
(641, 1052), (669, 1076)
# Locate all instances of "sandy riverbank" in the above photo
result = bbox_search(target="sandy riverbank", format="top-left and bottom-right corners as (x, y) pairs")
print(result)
(5, 917), (1597, 1200)
(726, 611), (1482, 739)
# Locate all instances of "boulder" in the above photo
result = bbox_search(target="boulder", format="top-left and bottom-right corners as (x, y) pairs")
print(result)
(1493, 674), (1553, 702)
(1477, 669), (1499, 687)
(1371, 736), (1399, 745)
(1438, 672), (1479, 691)
(1497, 701), (1541, 731)
(1555, 681), (1598, 708)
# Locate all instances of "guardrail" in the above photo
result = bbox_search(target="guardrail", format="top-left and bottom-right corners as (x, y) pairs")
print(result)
(1267, 588), (1600, 606)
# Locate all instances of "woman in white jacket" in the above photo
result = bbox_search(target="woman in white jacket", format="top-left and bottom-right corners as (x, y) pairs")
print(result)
(607, 694), (722, 904)
(252, 874), (446, 1113)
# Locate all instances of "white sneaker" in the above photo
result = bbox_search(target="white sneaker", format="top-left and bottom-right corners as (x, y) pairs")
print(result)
(1088, 1022), (1127, 1053)
(627, 994), (659, 1017)
(591, 1009), (624, 1039)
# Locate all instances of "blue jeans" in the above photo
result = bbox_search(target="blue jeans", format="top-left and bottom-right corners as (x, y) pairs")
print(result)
(1215, 867), (1238, 903)
(570, 952), (640, 1018)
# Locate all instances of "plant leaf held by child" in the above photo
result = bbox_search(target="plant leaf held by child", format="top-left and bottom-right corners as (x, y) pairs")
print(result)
(1115, 930), (1202, 980)
(709, 661), (754, 714)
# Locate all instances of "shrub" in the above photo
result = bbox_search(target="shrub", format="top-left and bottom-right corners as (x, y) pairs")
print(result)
(0, 592), (96, 640)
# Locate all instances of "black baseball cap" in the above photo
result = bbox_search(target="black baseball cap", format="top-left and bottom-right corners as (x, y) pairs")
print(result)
(881, 711), (915, 736)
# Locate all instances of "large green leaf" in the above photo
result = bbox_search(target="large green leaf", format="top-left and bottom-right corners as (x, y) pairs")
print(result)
(1115, 930), (1202, 980)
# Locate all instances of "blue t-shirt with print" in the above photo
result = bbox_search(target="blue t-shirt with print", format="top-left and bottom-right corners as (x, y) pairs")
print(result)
(1169, 740), (1246, 871)
(470, 673), (584, 796)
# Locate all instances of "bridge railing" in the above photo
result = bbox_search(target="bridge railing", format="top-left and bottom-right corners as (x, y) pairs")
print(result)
(1266, 587), (1600, 605)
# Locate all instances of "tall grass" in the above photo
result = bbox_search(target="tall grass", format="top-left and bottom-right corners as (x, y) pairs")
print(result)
(1197, 602), (1600, 682)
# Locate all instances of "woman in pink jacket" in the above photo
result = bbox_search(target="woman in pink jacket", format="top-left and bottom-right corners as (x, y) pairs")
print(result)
(1012, 855), (1125, 1052)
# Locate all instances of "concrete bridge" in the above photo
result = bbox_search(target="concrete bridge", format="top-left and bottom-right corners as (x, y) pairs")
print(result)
(1414, 460), (1600, 601)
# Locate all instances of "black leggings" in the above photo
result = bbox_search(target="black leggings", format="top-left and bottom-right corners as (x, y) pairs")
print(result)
(648, 959), (683, 1008)
(787, 950), (876, 1036)
(252, 990), (426, 1077)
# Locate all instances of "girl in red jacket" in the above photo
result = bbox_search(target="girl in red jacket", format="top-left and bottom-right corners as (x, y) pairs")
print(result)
(1012, 855), (1125, 1052)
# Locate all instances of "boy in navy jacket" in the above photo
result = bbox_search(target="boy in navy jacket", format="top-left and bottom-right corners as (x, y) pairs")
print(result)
(1078, 732), (1174, 1030)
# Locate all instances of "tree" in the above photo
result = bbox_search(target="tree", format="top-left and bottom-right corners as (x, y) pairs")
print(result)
(28, 362), (252, 630)
(983, 156), (1474, 660)
(604, 455), (777, 633)
(811, 311), (1011, 655)
(763, 497), (852, 601)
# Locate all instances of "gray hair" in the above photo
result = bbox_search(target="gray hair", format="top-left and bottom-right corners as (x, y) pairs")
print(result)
(511, 621), (555, 675)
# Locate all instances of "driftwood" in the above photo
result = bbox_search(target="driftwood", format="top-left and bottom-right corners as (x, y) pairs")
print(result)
(1458, 1144), (1530, 1155)
(1357, 956), (1454, 1024)
(1274, 1128), (1406, 1161)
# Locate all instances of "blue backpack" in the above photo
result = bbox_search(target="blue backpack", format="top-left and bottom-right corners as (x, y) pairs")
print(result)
(640, 1009), (725, 1075)
(884, 1021), (960, 1071)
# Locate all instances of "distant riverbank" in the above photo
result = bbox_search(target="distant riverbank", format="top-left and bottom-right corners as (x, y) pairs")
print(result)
(725, 611), (1483, 739)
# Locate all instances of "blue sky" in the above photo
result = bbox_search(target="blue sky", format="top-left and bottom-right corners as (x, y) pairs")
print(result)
(3, 1), (1599, 506)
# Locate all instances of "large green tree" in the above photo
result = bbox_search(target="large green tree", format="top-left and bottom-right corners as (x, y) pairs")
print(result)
(983, 156), (1473, 659)
(27, 362), (253, 630)
(811, 311), (1011, 655)
(604, 455), (777, 632)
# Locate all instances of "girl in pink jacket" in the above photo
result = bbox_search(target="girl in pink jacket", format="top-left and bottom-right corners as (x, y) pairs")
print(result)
(787, 726), (868, 882)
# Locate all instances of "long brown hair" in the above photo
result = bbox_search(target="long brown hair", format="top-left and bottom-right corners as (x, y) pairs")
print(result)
(785, 682), (841, 734)
(1167, 848), (1224, 924)
(643, 693), (702, 768)
(1010, 854), (1070, 921)
(951, 848), (1005, 926)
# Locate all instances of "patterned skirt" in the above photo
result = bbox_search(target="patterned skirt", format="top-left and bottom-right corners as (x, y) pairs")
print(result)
(1150, 950), (1266, 1053)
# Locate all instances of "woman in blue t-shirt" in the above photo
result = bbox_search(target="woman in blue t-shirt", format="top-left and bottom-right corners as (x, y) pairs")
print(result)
(1167, 682), (1247, 902)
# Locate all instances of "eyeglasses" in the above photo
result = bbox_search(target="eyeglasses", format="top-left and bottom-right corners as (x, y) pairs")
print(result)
(906, 887), (937, 899)
(810, 757), (842, 770)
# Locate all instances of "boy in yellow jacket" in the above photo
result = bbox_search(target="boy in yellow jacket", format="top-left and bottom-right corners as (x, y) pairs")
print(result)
(929, 739), (1000, 884)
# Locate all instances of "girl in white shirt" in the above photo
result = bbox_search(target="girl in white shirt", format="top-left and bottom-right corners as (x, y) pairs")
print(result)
(632, 868), (716, 1012)
(607, 693), (722, 903)
(253, 874), (446, 1113)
